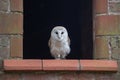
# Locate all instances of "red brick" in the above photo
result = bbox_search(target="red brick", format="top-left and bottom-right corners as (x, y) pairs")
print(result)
(109, 0), (120, 1)
(117, 60), (120, 72)
(22, 74), (42, 80)
(80, 60), (118, 71)
(10, 0), (23, 11)
(0, 47), (9, 59)
(78, 73), (94, 80)
(0, 0), (9, 11)
(58, 73), (77, 80)
(94, 37), (109, 59)
(10, 36), (23, 58)
(109, 2), (120, 13)
(0, 59), (3, 69)
(43, 60), (79, 71)
(4, 60), (42, 71)
(95, 73), (115, 80)
(115, 73), (120, 80)
(22, 73), (58, 80)
(110, 36), (119, 48)
(0, 14), (23, 34)
(93, 0), (108, 13)
(0, 35), (9, 46)
(95, 15), (120, 35)
(40, 73), (58, 80)
(0, 74), (20, 80)
(0, 36), (10, 59)
(112, 48), (120, 60)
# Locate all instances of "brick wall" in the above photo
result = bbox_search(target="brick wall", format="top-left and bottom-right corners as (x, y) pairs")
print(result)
(0, 72), (117, 80)
(94, 0), (120, 79)
(0, 0), (119, 80)
(0, 0), (23, 60)
(94, 0), (120, 60)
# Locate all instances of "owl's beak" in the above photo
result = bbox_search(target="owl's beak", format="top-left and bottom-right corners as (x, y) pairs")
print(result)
(57, 34), (61, 39)
(58, 36), (61, 39)
(57, 36), (62, 41)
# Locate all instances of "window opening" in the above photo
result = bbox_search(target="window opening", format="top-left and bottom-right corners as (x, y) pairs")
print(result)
(24, 0), (93, 59)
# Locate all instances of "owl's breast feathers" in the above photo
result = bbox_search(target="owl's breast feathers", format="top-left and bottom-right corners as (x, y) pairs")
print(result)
(48, 37), (70, 54)
(48, 37), (70, 48)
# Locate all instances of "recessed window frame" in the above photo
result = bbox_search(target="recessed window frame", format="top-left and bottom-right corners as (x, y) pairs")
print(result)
(2, 0), (118, 72)
(23, 0), (93, 59)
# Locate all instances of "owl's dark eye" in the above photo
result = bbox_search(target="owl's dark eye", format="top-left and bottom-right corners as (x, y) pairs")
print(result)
(61, 32), (64, 34)
(55, 32), (58, 34)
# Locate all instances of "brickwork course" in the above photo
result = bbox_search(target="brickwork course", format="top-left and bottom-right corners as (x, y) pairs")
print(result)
(94, 0), (120, 79)
(0, 0), (120, 80)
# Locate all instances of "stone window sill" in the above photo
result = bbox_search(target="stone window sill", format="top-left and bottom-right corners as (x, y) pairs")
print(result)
(3, 60), (118, 72)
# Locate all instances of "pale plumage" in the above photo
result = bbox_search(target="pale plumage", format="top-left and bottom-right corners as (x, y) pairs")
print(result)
(48, 26), (70, 59)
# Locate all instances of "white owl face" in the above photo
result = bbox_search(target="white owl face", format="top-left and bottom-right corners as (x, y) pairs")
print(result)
(51, 26), (68, 41)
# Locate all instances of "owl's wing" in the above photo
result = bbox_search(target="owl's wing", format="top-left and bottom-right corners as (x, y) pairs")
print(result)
(48, 38), (51, 47)
(68, 37), (70, 45)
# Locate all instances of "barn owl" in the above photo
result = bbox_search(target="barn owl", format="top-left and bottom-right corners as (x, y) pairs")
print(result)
(48, 26), (71, 59)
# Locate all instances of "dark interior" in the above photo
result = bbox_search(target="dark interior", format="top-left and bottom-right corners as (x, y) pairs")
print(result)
(23, 0), (93, 59)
